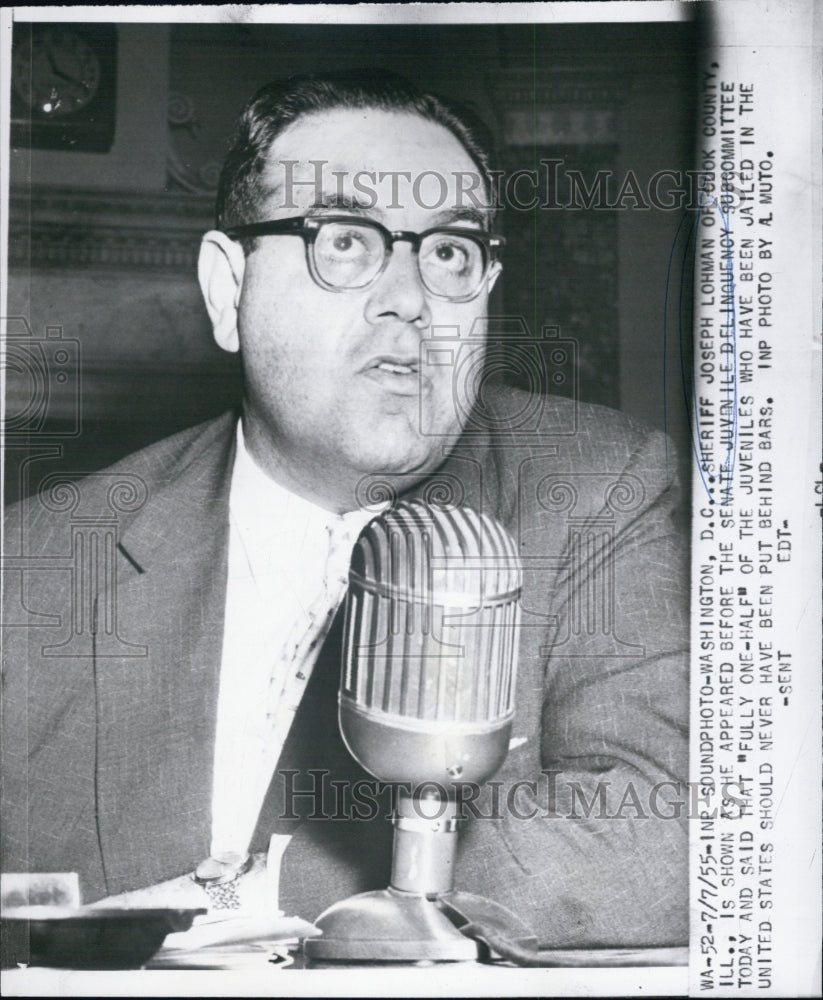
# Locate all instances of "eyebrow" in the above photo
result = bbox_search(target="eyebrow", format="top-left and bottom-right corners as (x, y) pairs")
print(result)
(430, 207), (490, 229)
(306, 200), (490, 231)
(306, 194), (384, 218)
(265, 189), (491, 231)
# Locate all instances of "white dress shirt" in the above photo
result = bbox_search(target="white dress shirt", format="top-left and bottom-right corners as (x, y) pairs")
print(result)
(210, 423), (375, 857)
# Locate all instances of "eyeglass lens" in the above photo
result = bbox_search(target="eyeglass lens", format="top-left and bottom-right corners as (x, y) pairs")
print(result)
(312, 220), (486, 297)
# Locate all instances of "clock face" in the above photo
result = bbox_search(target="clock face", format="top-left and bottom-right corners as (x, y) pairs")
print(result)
(13, 27), (101, 117)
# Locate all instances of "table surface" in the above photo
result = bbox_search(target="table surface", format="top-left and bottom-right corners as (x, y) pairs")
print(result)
(3, 959), (690, 998)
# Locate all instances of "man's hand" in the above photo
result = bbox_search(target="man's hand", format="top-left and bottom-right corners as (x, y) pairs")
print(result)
(87, 851), (273, 914)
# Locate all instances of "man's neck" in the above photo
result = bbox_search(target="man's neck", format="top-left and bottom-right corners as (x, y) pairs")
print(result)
(239, 414), (435, 516)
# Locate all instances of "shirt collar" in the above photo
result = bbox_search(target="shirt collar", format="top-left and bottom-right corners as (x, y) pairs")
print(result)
(229, 420), (376, 559)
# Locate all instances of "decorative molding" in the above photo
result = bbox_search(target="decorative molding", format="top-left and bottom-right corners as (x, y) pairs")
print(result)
(9, 186), (213, 272)
(167, 91), (222, 195)
(488, 69), (630, 146)
(489, 65), (630, 104)
(502, 108), (617, 146)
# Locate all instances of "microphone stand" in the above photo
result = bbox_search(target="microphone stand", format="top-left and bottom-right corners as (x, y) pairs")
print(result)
(304, 787), (537, 963)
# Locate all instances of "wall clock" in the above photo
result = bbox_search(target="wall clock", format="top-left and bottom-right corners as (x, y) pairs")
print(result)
(11, 23), (118, 153)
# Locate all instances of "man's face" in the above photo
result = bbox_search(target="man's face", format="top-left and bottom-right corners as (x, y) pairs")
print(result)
(208, 107), (499, 510)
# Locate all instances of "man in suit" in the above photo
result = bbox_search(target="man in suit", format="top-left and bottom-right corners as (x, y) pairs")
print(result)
(2, 71), (689, 947)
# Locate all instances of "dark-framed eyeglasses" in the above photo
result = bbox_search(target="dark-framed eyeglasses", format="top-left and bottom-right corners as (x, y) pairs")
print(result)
(222, 215), (505, 303)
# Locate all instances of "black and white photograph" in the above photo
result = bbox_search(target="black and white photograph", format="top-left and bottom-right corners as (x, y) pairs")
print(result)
(1, 3), (819, 996)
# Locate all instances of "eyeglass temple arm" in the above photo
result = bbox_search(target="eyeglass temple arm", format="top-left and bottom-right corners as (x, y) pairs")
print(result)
(222, 217), (308, 240)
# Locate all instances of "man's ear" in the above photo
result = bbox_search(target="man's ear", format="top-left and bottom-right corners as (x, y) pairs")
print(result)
(198, 230), (246, 353)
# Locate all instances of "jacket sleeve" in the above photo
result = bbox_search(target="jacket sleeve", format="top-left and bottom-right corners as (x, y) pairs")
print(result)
(455, 424), (689, 948)
(1, 496), (107, 891)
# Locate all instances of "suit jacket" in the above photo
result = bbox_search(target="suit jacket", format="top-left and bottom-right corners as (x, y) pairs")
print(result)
(2, 386), (689, 947)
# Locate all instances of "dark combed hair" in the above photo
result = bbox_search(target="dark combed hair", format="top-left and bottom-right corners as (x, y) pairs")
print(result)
(215, 68), (496, 232)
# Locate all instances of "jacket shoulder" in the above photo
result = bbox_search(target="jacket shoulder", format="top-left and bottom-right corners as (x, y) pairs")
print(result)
(102, 410), (238, 484)
(484, 383), (670, 466)
(4, 411), (237, 550)
(473, 384), (682, 528)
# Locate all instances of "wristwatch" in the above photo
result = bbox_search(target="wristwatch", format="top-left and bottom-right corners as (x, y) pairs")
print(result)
(193, 851), (253, 910)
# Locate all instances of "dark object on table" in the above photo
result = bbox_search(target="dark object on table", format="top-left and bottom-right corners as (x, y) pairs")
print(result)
(0, 906), (206, 969)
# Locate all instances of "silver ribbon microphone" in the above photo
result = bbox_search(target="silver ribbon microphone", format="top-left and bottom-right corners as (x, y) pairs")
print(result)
(341, 499), (522, 788)
(306, 500), (536, 963)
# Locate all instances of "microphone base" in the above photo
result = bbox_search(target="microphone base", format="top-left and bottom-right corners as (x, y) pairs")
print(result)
(303, 888), (537, 964)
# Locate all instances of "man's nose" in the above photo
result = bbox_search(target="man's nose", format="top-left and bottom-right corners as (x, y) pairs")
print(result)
(364, 244), (431, 328)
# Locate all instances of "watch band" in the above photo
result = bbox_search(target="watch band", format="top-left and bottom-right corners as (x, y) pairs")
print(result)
(193, 851), (253, 910)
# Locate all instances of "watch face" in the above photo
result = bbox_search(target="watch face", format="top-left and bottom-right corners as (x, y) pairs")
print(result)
(13, 27), (101, 117)
(194, 852), (252, 885)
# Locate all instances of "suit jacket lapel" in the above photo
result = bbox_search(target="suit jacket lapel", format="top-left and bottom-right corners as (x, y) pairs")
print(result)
(93, 414), (237, 893)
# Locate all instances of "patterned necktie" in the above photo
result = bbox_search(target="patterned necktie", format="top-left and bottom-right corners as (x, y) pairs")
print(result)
(210, 516), (364, 857)
(263, 517), (357, 738)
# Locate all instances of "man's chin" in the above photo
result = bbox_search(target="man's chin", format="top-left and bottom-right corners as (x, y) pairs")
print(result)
(348, 440), (451, 490)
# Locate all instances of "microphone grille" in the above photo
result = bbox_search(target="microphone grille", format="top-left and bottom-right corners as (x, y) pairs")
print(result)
(343, 501), (522, 724)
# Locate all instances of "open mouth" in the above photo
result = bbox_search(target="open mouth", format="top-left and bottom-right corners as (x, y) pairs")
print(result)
(375, 361), (416, 376)
(363, 356), (425, 395)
